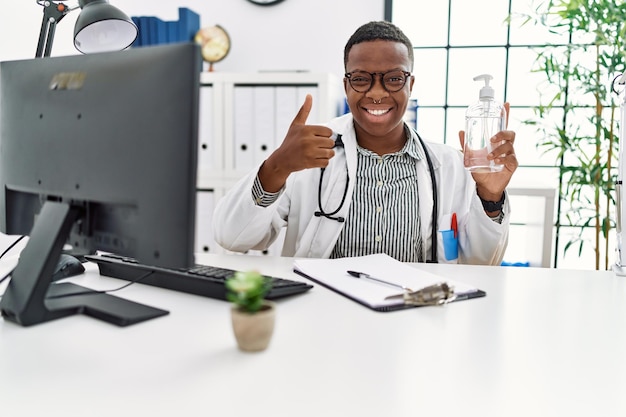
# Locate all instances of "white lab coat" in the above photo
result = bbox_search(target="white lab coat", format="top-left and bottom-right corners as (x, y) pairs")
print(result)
(213, 113), (509, 265)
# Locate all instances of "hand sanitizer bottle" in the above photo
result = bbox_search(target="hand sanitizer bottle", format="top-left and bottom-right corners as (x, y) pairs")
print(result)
(464, 74), (506, 172)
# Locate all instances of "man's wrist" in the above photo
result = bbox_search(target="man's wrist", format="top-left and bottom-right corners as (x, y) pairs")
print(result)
(487, 210), (504, 224)
(258, 158), (289, 193)
(478, 191), (506, 213)
(252, 175), (281, 207)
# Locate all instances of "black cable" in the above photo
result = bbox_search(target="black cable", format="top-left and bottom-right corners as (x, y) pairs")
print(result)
(0, 235), (26, 260)
(0, 235), (26, 298)
(0, 234), (151, 302)
(417, 133), (439, 263)
(0, 267), (15, 286)
(45, 269), (155, 300)
(314, 134), (349, 222)
(314, 167), (350, 222)
(0, 235), (154, 304)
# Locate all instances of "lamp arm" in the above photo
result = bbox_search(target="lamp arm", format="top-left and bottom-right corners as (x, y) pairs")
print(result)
(35, 1), (78, 58)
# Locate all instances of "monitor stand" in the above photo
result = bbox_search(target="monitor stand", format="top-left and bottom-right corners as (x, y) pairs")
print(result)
(0, 201), (168, 327)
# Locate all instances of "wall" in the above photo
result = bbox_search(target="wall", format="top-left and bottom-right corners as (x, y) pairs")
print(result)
(0, 0), (385, 76)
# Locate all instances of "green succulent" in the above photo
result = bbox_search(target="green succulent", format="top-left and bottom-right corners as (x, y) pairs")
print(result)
(225, 270), (272, 313)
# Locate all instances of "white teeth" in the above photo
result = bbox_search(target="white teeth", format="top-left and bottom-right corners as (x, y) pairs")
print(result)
(367, 109), (389, 116)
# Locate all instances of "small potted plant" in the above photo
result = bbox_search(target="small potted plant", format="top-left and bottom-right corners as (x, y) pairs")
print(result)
(225, 270), (275, 352)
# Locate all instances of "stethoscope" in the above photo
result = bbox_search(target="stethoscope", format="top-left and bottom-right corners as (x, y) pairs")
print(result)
(314, 130), (439, 262)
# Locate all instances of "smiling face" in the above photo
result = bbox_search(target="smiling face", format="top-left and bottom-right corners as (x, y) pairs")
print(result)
(344, 40), (414, 154)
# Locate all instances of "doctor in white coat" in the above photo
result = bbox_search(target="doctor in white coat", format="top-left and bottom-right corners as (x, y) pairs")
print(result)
(213, 21), (518, 265)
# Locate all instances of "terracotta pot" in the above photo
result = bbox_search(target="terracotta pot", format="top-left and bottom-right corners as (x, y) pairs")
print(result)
(230, 301), (276, 352)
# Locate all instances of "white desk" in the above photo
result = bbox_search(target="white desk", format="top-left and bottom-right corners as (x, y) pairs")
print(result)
(1, 254), (626, 417)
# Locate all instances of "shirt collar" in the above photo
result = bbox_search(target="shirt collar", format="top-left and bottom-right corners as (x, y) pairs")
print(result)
(356, 124), (423, 161)
(403, 126), (423, 161)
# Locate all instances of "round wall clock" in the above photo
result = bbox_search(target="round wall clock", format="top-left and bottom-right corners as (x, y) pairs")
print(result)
(247, 0), (285, 5)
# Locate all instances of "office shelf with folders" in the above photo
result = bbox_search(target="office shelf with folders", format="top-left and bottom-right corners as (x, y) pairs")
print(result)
(194, 72), (343, 255)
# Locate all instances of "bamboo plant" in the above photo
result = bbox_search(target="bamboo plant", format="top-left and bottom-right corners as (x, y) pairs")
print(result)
(514, 0), (626, 269)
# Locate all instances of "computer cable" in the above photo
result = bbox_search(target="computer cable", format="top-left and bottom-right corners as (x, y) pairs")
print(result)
(0, 267), (14, 285)
(0, 267), (15, 289)
(0, 234), (153, 301)
(0, 235), (26, 300)
(0, 235), (26, 260)
(44, 269), (155, 300)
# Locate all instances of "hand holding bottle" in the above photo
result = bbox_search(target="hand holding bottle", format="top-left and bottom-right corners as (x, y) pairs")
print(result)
(463, 74), (507, 173)
(459, 100), (518, 210)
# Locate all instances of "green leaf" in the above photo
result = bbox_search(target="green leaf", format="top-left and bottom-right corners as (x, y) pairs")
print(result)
(225, 270), (272, 313)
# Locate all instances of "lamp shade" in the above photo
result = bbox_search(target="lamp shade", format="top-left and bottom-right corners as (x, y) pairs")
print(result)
(73, 0), (137, 54)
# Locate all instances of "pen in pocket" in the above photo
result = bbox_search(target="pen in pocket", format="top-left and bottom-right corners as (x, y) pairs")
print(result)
(440, 212), (459, 261)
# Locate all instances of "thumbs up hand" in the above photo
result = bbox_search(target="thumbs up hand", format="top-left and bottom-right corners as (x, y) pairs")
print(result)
(258, 94), (336, 192)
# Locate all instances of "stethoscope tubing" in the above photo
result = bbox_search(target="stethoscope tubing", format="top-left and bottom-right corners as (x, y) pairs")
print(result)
(315, 130), (439, 262)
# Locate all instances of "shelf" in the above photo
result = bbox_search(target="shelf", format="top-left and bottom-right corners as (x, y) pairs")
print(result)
(193, 72), (343, 254)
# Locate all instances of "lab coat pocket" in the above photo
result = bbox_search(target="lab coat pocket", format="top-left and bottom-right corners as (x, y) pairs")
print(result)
(440, 229), (459, 260)
(439, 212), (459, 261)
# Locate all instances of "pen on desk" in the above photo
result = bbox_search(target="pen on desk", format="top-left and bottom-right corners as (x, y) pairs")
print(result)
(347, 270), (412, 292)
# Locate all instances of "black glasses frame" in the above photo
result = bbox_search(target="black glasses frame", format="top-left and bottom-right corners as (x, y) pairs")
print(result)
(344, 70), (412, 93)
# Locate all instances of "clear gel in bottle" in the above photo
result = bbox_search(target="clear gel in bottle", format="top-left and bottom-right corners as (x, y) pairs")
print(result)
(464, 74), (506, 172)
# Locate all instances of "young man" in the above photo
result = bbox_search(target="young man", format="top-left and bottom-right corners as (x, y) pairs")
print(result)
(212, 21), (518, 264)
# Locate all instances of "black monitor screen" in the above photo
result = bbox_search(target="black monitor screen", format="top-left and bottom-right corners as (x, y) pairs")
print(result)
(0, 43), (200, 326)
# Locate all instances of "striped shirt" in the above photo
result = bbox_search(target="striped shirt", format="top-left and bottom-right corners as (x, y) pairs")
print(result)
(251, 130), (424, 262)
(330, 134), (423, 262)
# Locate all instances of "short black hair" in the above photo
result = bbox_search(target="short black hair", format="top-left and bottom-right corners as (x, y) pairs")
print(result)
(344, 21), (414, 71)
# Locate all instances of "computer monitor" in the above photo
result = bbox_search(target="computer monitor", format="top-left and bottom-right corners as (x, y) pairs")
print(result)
(0, 43), (200, 326)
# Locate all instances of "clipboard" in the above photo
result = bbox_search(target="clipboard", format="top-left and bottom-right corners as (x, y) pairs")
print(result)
(293, 254), (486, 312)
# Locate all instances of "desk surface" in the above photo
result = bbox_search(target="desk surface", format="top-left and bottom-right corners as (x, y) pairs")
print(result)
(1, 254), (626, 417)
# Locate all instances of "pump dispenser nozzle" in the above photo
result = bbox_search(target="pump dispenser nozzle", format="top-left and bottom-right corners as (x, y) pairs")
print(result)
(473, 74), (494, 100)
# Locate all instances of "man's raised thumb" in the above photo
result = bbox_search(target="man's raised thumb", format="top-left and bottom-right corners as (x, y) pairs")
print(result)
(290, 94), (313, 127)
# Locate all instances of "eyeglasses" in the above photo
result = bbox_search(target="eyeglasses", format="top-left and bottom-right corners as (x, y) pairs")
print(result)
(344, 70), (412, 93)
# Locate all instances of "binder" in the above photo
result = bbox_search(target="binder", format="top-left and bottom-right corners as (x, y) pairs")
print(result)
(195, 190), (217, 254)
(253, 86), (276, 166)
(233, 86), (255, 170)
(154, 18), (167, 45)
(147, 17), (158, 45)
(166, 21), (179, 43)
(138, 16), (151, 46)
(198, 85), (215, 175)
(178, 7), (200, 43)
(131, 7), (200, 47)
(131, 17), (142, 47)
(293, 254), (486, 312)
(275, 86), (298, 146)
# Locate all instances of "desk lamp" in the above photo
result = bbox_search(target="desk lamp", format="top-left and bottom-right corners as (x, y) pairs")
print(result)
(35, 0), (137, 58)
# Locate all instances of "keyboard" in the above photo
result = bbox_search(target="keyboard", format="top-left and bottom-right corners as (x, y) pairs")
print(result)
(84, 253), (313, 301)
